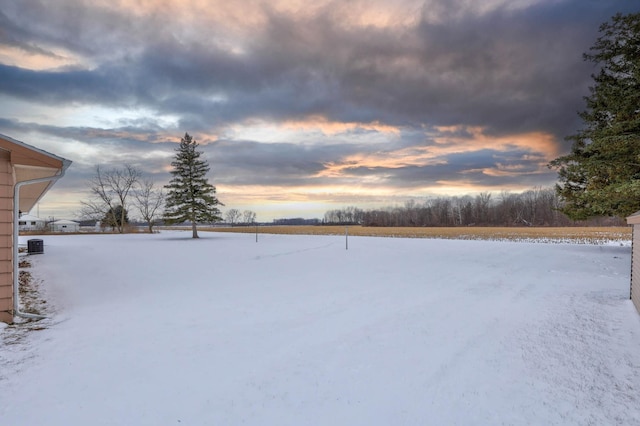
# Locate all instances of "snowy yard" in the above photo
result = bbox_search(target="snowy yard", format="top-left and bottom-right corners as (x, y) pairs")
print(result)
(1, 231), (640, 425)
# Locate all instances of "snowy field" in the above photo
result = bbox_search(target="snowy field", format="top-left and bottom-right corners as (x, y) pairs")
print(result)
(1, 231), (640, 425)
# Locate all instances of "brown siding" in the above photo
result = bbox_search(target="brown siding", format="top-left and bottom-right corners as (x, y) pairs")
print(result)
(0, 306), (12, 323)
(0, 247), (9, 261)
(0, 183), (11, 198)
(0, 209), (12, 223)
(0, 281), (11, 298)
(0, 235), (11, 250)
(0, 255), (10, 272)
(0, 152), (13, 322)
(632, 226), (640, 314)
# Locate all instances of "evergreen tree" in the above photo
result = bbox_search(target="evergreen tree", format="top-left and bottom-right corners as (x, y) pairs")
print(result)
(549, 12), (640, 220)
(164, 133), (223, 238)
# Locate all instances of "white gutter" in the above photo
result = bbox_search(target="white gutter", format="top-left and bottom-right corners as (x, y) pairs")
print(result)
(13, 169), (68, 320)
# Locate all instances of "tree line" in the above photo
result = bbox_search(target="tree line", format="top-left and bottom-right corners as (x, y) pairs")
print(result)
(323, 188), (626, 227)
(224, 208), (257, 225)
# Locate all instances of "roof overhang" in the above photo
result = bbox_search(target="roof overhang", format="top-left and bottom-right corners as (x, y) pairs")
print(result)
(0, 133), (72, 213)
(628, 211), (640, 225)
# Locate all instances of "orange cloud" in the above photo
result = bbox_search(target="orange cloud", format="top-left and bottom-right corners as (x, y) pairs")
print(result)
(317, 126), (560, 181)
(224, 116), (400, 144)
(0, 45), (85, 71)
(282, 115), (401, 136)
(220, 181), (404, 206)
(431, 125), (561, 160)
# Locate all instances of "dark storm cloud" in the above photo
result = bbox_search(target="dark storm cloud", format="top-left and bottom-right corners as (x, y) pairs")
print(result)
(0, 64), (131, 104)
(205, 139), (364, 186)
(0, 0), (148, 58)
(0, 10), (55, 57)
(343, 147), (553, 189)
(165, 0), (629, 139)
(3, 0), (634, 139)
(0, 116), (173, 146)
(330, 2), (598, 137)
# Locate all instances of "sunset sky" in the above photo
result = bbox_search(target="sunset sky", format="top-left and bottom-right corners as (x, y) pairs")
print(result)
(1, 0), (637, 221)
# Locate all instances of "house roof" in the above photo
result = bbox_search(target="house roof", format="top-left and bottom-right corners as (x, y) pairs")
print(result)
(52, 219), (79, 225)
(0, 133), (72, 213)
(18, 214), (45, 222)
(627, 211), (640, 225)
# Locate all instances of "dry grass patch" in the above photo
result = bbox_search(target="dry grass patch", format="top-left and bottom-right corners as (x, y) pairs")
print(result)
(204, 225), (631, 244)
(0, 255), (49, 363)
(16, 258), (46, 317)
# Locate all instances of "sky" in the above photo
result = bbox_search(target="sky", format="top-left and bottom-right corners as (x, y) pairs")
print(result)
(1, 0), (638, 221)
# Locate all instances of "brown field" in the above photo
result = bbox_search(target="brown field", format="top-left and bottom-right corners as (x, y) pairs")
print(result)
(202, 225), (632, 244)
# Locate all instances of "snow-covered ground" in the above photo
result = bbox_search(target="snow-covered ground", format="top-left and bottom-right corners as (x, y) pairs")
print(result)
(1, 231), (640, 425)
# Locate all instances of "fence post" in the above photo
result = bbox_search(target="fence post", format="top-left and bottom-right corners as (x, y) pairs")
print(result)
(345, 225), (348, 250)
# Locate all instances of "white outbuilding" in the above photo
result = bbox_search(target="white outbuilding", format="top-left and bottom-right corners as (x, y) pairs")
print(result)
(18, 213), (46, 231)
(50, 219), (80, 233)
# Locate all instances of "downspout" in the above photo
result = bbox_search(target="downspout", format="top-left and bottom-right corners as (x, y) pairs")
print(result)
(13, 170), (67, 320)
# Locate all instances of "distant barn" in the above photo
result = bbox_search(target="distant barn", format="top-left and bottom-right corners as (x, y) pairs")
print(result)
(627, 211), (640, 314)
(50, 219), (80, 233)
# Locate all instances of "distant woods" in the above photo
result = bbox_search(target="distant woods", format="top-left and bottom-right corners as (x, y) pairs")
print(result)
(323, 188), (625, 227)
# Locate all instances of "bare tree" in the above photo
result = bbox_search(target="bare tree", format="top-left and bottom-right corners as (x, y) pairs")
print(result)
(242, 210), (257, 224)
(81, 164), (141, 233)
(474, 192), (492, 225)
(225, 208), (242, 225)
(133, 179), (164, 233)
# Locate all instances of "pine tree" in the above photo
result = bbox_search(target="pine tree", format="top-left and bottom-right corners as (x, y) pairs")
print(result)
(164, 133), (223, 238)
(549, 12), (640, 220)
